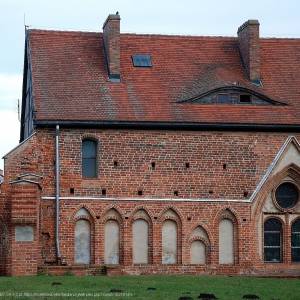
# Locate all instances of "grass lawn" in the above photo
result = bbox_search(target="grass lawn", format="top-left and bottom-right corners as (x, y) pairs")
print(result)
(0, 275), (299, 300)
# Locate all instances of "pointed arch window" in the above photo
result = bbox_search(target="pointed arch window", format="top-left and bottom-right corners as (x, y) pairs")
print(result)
(82, 139), (98, 178)
(264, 218), (282, 263)
(292, 219), (300, 262)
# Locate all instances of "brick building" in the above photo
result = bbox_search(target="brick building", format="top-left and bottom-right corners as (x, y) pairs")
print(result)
(0, 14), (300, 276)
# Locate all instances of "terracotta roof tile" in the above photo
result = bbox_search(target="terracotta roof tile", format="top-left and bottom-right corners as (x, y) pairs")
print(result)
(28, 29), (300, 125)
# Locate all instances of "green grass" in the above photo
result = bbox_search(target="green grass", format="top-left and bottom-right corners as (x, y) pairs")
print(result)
(0, 275), (299, 300)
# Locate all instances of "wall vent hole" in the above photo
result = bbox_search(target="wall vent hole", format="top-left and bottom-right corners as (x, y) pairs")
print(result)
(174, 191), (179, 196)
(187, 217), (191, 221)
(70, 188), (75, 194)
(125, 216), (129, 219)
(102, 189), (106, 196)
(151, 162), (156, 170)
(243, 191), (248, 197)
(154, 216), (158, 220)
(209, 190), (214, 194)
(223, 163), (227, 170)
(185, 162), (190, 169)
(138, 190), (143, 196)
(243, 218), (247, 222)
(96, 216), (100, 220)
(113, 161), (118, 167)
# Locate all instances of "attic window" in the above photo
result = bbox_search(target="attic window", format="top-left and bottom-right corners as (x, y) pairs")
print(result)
(240, 94), (252, 103)
(179, 86), (282, 106)
(132, 55), (152, 67)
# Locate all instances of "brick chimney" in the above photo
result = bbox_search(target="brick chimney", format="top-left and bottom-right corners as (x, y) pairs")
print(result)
(103, 13), (121, 82)
(237, 20), (260, 84)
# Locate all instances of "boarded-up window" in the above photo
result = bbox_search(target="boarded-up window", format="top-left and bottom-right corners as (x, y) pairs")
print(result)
(74, 220), (91, 264)
(15, 225), (34, 242)
(219, 219), (234, 264)
(191, 240), (206, 264)
(162, 220), (177, 264)
(104, 220), (120, 264)
(133, 219), (149, 264)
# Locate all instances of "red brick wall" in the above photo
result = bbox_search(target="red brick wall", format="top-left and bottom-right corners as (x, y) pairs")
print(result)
(2, 128), (300, 275)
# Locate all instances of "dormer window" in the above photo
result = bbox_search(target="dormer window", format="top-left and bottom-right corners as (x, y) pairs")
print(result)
(178, 86), (285, 106)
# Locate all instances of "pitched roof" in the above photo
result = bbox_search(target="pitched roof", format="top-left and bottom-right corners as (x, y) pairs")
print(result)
(27, 29), (300, 125)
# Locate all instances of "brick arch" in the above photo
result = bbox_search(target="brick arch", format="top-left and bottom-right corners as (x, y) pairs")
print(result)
(188, 225), (211, 265)
(73, 208), (95, 265)
(159, 207), (182, 264)
(102, 206), (123, 264)
(130, 209), (153, 264)
(213, 207), (240, 226)
(158, 206), (183, 224)
(188, 236), (211, 264)
(130, 206), (154, 223)
(70, 204), (96, 222)
(101, 206), (124, 224)
(253, 163), (300, 219)
(189, 223), (212, 245)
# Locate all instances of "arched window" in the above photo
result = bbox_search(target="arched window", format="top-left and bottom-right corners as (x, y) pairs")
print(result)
(82, 139), (97, 178)
(104, 220), (120, 264)
(292, 219), (300, 262)
(132, 219), (149, 264)
(264, 218), (282, 262)
(74, 219), (91, 264)
(219, 219), (234, 264)
(162, 220), (177, 264)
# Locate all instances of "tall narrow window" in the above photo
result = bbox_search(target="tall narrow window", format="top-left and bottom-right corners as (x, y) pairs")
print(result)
(82, 139), (97, 178)
(292, 219), (300, 262)
(132, 219), (149, 264)
(219, 219), (234, 264)
(162, 220), (177, 264)
(191, 240), (206, 264)
(264, 218), (282, 262)
(104, 220), (120, 264)
(74, 220), (91, 264)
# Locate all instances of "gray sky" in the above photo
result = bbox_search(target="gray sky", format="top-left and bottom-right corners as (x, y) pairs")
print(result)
(1, 0), (300, 169)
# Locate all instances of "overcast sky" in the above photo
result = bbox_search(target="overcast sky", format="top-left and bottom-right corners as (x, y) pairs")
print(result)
(0, 0), (300, 169)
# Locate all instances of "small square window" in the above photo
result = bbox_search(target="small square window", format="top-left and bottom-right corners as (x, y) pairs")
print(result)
(240, 94), (251, 103)
(132, 55), (152, 67)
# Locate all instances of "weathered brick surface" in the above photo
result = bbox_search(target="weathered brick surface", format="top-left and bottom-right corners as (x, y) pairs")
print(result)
(1, 128), (300, 275)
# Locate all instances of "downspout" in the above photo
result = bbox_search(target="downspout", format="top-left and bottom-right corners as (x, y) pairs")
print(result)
(55, 124), (61, 261)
